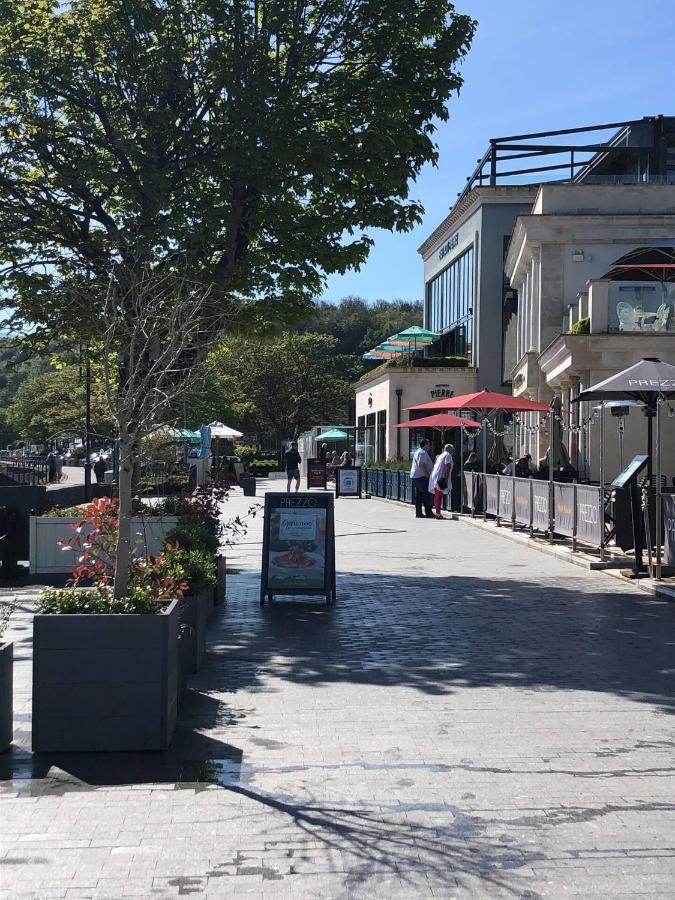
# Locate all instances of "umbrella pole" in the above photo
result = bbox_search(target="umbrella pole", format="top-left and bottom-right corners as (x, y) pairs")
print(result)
(460, 426), (464, 511)
(482, 418), (487, 522)
(548, 408), (554, 544)
(647, 407), (653, 481)
(655, 397), (662, 580)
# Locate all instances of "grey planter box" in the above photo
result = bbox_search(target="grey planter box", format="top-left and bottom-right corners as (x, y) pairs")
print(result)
(0, 643), (12, 752)
(181, 588), (211, 673)
(32, 600), (179, 752)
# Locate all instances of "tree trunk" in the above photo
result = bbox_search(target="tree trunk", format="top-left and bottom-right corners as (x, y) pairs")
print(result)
(113, 428), (135, 600)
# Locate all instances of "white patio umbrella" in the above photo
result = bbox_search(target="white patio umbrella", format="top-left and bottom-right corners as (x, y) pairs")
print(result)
(206, 422), (243, 439)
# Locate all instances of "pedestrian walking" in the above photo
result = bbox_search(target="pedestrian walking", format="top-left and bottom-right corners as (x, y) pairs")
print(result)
(285, 441), (301, 493)
(410, 438), (433, 519)
(46, 450), (56, 484)
(54, 450), (63, 481)
(93, 456), (107, 484)
(429, 443), (454, 520)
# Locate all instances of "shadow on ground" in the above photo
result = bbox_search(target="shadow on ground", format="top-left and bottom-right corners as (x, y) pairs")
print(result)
(200, 571), (675, 713)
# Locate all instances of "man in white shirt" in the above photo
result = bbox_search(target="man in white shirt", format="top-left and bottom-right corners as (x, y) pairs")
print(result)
(410, 438), (433, 519)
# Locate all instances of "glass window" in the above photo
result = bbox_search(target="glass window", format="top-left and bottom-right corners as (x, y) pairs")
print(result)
(425, 246), (475, 351)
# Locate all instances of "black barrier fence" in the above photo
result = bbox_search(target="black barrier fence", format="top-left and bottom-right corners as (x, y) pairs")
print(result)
(664, 494), (675, 568)
(463, 472), (605, 550)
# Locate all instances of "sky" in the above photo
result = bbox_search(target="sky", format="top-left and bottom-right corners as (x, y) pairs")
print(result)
(321, 0), (675, 305)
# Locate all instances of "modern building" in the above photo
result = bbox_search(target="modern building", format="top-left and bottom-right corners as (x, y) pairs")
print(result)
(355, 116), (675, 466)
(506, 182), (675, 479)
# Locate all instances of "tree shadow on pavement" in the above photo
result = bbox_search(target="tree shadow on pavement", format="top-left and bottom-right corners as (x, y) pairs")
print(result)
(200, 571), (675, 714)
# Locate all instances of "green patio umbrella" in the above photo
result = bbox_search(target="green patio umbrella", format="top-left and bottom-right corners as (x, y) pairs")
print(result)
(388, 326), (439, 347)
(316, 428), (349, 441)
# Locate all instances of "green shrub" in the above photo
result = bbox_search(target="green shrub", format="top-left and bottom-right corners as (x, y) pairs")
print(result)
(569, 317), (590, 334)
(38, 587), (159, 615)
(165, 521), (219, 554)
(400, 356), (469, 368)
(163, 547), (216, 590)
(42, 504), (87, 517)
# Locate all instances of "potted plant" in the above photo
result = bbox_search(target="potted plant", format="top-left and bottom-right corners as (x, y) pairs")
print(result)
(32, 498), (187, 753)
(163, 546), (216, 675)
(0, 601), (14, 753)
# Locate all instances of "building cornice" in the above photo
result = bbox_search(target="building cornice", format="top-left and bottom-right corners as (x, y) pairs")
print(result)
(417, 185), (539, 259)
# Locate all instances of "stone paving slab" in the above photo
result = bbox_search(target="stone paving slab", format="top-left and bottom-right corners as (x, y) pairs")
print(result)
(1, 483), (674, 898)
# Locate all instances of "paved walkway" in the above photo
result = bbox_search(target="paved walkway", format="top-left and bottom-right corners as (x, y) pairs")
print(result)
(1, 485), (674, 898)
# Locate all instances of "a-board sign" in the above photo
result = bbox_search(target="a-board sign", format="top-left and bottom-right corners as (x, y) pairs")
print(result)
(306, 459), (327, 490)
(610, 454), (649, 489)
(336, 466), (361, 498)
(260, 492), (335, 605)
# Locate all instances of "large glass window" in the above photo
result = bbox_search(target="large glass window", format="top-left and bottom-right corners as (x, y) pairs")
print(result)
(425, 246), (475, 362)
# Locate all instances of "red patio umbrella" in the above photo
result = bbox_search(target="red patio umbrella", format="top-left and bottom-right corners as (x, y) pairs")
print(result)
(406, 389), (549, 413)
(396, 413), (482, 430)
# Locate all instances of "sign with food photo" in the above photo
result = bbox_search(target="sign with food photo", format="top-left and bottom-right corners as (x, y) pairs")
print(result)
(260, 493), (335, 603)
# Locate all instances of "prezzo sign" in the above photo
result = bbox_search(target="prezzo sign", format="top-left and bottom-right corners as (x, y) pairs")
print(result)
(260, 492), (336, 604)
(430, 384), (454, 400)
(575, 485), (602, 547)
(438, 232), (459, 260)
(531, 482), (550, 532)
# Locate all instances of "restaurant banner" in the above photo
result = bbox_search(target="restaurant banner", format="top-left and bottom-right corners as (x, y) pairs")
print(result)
(532, 482), (550, 533)
(336, 466), (362, 498)
(664, 494), (675, 567)
(260, 492), (335, 604)
(575, 485), (602, 547)
(463, 472), (473, 511)
(553, 483), (575, 538)
(514, 478), (531, 527)
(484, 474), (499, 517)
(306, 459), (327, 490)
(498, 478), (513, 521)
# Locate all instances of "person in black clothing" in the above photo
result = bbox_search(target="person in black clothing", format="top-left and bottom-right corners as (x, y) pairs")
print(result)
(93, 456), (107, 484)
(318, 443), (328, 463)
(285, 441), (301, 492)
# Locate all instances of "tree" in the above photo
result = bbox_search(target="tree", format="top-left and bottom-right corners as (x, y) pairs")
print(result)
(6, 364), (114, 446)
(303, 297), (423, 361)
(216, 333), (355, 441)
(0, 0), (475, 596)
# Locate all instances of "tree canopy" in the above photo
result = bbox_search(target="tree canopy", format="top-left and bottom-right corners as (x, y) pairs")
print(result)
(195, 332), (356, 441)
(0, 0), (474, 340)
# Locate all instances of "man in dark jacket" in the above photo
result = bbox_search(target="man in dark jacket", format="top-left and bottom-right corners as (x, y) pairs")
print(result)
(285, 441), (301, 493)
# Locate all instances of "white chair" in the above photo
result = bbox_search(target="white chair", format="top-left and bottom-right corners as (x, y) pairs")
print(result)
(648, 303), (670, 332)
(616, 302), (639, 331)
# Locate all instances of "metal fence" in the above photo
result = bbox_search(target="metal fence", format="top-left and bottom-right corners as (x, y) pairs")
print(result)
(462, 472), (604, 549)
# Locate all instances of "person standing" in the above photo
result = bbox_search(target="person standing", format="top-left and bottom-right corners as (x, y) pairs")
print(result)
(318, 443), (328, 463)
(285, 441), (301, 493)
(54, 450), (64, 482)
(93, 455), (107, 484)
(45, 450), (56, 484)
(429, 443), (454, 520)
(410, 438), (433, 519)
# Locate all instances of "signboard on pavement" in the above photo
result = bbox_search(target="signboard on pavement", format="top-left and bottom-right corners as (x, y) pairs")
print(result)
(336, 467), (361, 498)
(260, 493), (335, 604)
(306, 459), (327, 490)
